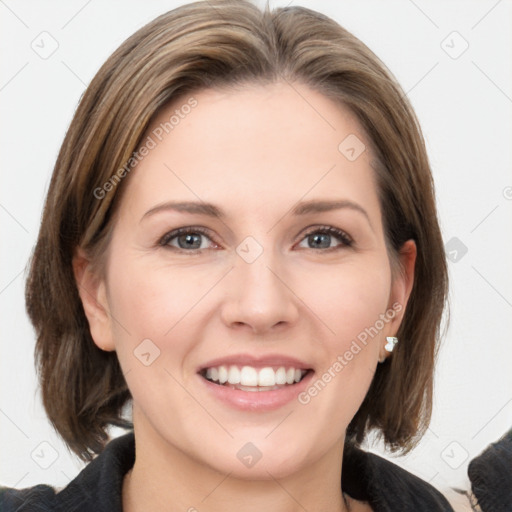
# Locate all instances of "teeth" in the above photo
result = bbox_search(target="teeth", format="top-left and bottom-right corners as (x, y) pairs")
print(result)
(275, 367), (287, 385)
(240, 366), (258, 386)
(218, 365), (228, 384)
(203, 365), (308, 387)
(227, 365), (240, 384)
(258, 367), (275, 387)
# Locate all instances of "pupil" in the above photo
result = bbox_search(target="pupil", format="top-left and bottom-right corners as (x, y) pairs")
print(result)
(179, 233), (201, 249)
(309, 233), (330, 249)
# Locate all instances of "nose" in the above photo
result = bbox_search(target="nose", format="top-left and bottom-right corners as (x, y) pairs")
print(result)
(220, 247), (300, 335)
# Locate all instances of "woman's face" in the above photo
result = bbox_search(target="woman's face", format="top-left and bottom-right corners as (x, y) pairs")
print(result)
(78, 81), (415, 478)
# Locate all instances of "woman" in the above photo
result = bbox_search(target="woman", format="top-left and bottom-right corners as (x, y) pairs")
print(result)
(1, 1), (452, 510)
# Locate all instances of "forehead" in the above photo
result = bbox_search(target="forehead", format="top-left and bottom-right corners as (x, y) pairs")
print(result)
(146, 81), (367, 165)
(120, 81), (381, 222)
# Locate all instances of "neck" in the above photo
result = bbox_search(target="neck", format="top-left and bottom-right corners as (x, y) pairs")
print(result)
(122, 408), (350, 512)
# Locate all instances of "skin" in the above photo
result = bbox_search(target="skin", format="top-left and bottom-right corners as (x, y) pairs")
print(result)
(74, 81), (416, 512)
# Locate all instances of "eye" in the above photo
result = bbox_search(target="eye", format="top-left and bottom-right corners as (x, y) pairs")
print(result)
(159, 227), (218, 252)
(158, 225), (353, 254)
(297, 226), (353, 251)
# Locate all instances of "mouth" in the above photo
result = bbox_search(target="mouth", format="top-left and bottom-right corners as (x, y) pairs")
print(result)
(199, 364), (313, 392)
(197, 354), (315, 410)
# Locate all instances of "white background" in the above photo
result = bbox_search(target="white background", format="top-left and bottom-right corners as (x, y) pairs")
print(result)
(1, 1), (511, 510)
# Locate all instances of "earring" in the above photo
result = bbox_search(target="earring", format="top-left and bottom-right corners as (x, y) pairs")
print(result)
(379, 337), (398, 363)
(385, 336), (398, 352)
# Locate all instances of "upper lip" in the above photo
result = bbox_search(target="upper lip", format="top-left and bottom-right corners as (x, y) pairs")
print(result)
(197, 353), (313, 372)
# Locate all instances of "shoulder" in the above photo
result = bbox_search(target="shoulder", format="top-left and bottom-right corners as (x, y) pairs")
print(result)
(0, 483), (57, 511)
(343, 444), (454, 511)
(468, 428), (512, 512)
(0, 432), (135, 512)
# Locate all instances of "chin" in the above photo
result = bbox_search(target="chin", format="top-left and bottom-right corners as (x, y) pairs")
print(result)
(195, 430), (318, 481)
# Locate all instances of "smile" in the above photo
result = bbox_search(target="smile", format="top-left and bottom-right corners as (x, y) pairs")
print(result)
(197, 355), (315, 410)
(201, 365), (310, 391)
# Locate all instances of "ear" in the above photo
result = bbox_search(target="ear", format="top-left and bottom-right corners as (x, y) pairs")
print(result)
(72, 247), (115, 352)
(380, 240), (416, 361)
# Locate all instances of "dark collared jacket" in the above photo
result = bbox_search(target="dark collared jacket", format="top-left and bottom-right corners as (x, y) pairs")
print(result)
(0, 432), (455, 511)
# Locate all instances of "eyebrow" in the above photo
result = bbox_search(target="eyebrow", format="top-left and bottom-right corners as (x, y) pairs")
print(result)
(141, 199), (371, 224)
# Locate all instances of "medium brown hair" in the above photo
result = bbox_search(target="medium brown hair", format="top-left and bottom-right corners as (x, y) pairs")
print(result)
(25, 0), (448, 461)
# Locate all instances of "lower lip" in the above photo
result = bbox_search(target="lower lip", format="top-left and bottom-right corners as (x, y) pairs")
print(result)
(199, 371), (315, 411)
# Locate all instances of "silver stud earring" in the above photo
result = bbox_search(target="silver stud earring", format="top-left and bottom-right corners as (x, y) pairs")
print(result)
(379, 337), (398, 363)
(385, 336), (398, 352)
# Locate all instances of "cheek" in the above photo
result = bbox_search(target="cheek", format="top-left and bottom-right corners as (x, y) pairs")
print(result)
(108, 269), (172, 339)
(292, 264), (391, 429)
(103, 250), (229, 388)
(107, 242), (216, 324)
(300, 259), (391, 403)
(104, 255), (202, 363)
(305, 258), (392, 344)
(104, 257), (214, 424)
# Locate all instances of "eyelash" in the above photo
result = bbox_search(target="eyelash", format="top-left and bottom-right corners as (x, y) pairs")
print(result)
(158, 225), (353, 254)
